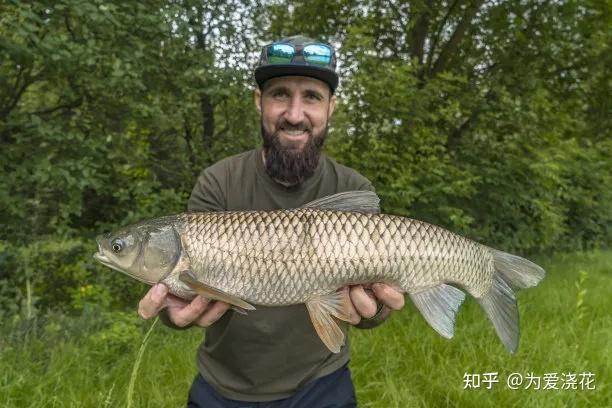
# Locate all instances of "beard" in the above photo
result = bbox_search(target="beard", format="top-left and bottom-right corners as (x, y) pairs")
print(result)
(262, 119), (327, 186)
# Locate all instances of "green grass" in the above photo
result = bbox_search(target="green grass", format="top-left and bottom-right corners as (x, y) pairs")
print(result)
(1, 251), (610, 407)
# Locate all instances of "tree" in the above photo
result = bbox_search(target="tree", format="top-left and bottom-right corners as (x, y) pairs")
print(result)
(260, 0), (611, 252)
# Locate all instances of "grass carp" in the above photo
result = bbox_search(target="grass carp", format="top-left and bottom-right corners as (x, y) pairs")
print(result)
(94, 191), (545, 353)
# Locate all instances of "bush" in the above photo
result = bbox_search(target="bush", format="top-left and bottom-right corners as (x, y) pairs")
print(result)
(0, 238), (146, 320)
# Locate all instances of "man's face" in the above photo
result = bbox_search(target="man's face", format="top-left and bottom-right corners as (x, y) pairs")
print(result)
(255, 76), (336, 185)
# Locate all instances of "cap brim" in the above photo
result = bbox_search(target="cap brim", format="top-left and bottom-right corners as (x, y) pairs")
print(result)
(255, 64), (339, 92)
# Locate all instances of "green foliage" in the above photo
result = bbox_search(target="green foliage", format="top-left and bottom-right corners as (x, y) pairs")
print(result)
(87, 311), (143, 358)
(0, 0), (259, 243)
(0, 238), (146, 319)
(1, 0), (260, 313)
(288, 0), (611, 253)
(1, 0), (610, 318)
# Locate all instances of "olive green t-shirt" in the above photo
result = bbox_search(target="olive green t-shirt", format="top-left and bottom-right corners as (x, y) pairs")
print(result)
(187, 147), (374, 401)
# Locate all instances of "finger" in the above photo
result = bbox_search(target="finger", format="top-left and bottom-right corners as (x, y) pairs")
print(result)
(372, 283), (405, 310)
(138, 284), (168, 320)
(361, 286), (376, 301)
(168, 296), (210, 327)
(163, 293), (192, 309)
(195, 301), (231, 328)
(349, 285), (378, 319)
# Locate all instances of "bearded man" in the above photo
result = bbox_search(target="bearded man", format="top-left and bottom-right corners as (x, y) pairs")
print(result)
(137, 36), (405, 407)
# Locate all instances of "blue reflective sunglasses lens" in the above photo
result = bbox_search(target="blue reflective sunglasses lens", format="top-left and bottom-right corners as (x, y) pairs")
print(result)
(268, 44), (295, 63)
(303, 44), (332, 65)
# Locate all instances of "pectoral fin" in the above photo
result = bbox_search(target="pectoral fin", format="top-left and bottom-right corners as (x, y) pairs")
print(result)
(179, 271), (255, 313)
(305, 290), (353, 353)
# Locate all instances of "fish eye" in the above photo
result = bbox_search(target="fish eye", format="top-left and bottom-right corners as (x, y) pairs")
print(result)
(111, 239), (124, 253)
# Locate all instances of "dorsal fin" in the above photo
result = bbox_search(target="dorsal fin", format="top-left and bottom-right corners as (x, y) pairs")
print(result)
(301, 191), (380, 213)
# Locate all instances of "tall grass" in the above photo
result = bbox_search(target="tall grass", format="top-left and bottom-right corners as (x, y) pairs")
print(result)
(126, 317), (158, 408)
(1, 251), (610, 407)
(350, 250), (611, 407)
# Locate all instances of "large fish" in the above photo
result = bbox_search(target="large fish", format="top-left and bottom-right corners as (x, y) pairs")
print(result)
(94, 191), (545, 353)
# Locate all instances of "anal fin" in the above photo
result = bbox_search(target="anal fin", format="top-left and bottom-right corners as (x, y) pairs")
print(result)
(409, 284), (466, 338)
(306, 290), (353, 353)
(179, 271), (255, 313)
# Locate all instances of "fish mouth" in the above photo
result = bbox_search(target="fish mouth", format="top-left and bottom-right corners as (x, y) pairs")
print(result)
(93, 250), (123, 274)
(93, 238), (110, 264)
(93, 238), (105, 261)
(93, 251), (109, 264)
(93, 239), (126, 275)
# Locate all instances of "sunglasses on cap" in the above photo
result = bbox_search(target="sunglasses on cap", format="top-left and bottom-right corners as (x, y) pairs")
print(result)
(262, 42), (335, 68)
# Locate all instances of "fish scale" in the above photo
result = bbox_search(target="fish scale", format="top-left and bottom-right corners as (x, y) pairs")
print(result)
(94, 190), (545, 353)
(177, 209), (492, 305)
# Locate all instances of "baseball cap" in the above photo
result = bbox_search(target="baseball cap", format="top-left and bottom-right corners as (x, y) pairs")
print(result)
(254, 35), (339, 93)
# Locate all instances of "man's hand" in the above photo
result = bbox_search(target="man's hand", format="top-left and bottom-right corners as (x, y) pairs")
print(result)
(138, 284), (230, 328)
(346, 283), (405, 325)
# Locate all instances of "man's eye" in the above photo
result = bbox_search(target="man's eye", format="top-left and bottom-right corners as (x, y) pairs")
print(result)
(272, 90), (288, 97)
(305, 93), (322, 101)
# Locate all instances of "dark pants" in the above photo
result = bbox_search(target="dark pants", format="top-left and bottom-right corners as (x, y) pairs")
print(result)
(187, 365), (357, 408)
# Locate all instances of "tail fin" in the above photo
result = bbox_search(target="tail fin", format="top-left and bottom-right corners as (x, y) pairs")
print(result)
(491, 250), (546, 289)
(477, 250), (545, 353)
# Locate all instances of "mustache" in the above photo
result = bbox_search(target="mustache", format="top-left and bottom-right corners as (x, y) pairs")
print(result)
(277, 119), (312, 132)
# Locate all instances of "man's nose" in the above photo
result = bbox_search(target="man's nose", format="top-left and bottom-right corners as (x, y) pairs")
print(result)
(283, 96), (306, 124)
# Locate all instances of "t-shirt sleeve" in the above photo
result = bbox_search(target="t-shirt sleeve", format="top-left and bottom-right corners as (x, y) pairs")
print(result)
(357, 180), (375, 193)
(188, 166), (227, 212)
(346, 169), (376, 194)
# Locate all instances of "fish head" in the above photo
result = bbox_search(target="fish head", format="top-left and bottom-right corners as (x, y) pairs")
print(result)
(94, 218), (181, 285)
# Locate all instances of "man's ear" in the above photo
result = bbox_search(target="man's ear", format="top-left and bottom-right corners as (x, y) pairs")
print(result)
(328, 94), (336, 119)
(254, 88), (262, 113)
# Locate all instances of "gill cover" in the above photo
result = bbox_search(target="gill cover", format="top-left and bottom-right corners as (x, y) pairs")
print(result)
(141, 224), (181, 282)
